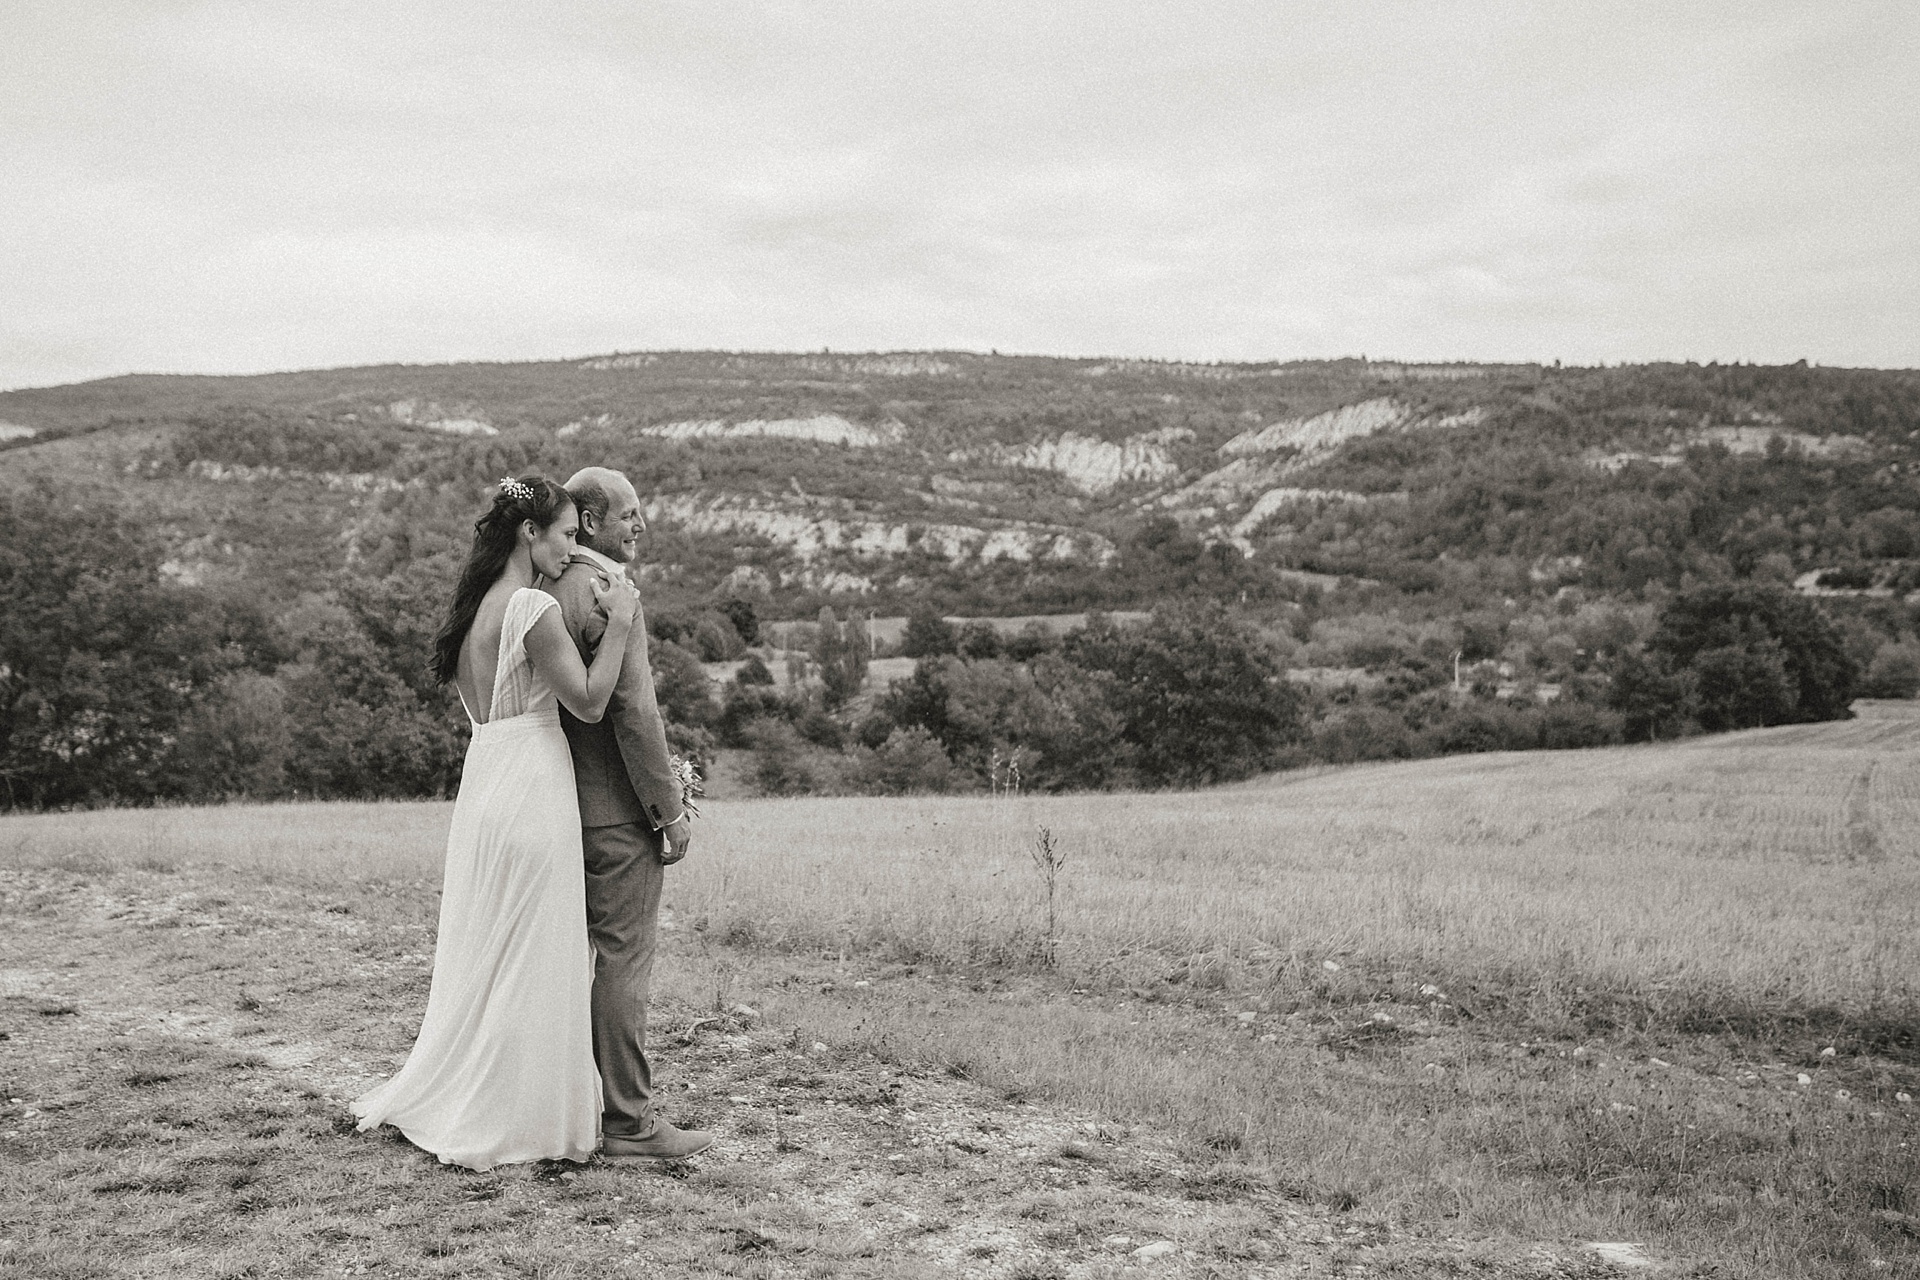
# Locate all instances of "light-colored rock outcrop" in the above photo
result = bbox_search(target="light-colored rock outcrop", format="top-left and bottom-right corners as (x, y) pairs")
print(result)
(965, 431), (1185, 494)
(1221, 398), (1413, 457)
(556, 413), (613, 438)
(186, 460), (416, 493)
(1164, 456), (1308, 510)
(719, 564), (775, 597)
(1220, 400), (1486, 460)
(781, 568), (877, 594)
(646, 496), (1115, 566)
(979, 528), (1058, 563)
(1586, 451), (1686, 473)
(1173, 401), (1483, 514)
(639, 415), (902, 448)
(388, 399), (496, 436)
(1230, 487), (1376, 540)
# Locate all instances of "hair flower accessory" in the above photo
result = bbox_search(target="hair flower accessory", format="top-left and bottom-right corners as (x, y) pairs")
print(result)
(498, 476), (535, 503)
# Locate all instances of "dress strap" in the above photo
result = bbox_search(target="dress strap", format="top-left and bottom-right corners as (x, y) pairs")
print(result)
(487, 589), (559, 721)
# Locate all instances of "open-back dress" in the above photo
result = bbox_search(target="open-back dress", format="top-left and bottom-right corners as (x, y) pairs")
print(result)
(352, 587), (600, 1169)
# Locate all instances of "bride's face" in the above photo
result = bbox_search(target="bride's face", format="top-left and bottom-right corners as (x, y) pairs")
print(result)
(526, 503), (580, 580)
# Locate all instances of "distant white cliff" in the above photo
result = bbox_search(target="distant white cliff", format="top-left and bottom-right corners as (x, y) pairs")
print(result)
(639, 415), (902, 448)
(961, 429), (1188, 495)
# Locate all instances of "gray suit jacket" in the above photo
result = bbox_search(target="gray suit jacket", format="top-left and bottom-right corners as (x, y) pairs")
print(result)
(545, 548), (685, 831)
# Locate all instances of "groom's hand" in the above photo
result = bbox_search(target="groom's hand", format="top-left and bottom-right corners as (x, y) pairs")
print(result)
(659, 816), (692, 865)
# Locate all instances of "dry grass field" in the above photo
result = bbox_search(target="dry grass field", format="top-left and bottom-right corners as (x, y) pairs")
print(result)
(4, 708), (1919, 1277)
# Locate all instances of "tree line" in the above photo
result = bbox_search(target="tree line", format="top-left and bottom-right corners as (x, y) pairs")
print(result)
(704, 583), (1863, 796)
(0, 473), (1874, 810)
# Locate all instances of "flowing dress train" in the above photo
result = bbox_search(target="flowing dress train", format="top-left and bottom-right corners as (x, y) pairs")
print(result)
(352, 588), (600, 1169)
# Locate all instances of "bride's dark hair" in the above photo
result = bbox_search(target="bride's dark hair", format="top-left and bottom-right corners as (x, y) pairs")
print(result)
(430, 475), (573, 686)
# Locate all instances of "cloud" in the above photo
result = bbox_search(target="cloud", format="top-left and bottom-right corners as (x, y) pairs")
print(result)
(1, 0), (1915, 388)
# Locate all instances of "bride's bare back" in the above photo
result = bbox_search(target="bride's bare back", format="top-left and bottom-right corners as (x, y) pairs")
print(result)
(454, 583), (520, 724)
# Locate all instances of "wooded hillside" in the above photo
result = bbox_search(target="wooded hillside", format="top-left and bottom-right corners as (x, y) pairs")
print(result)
(5, 352), (1918, 805)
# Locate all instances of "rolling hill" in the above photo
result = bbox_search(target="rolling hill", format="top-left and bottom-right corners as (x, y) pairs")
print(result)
(5, 351), (1918, 620)
(7, 350), (1920, 809)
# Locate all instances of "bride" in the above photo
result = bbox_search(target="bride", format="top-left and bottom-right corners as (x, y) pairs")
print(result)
(353, 474), (640, 1169)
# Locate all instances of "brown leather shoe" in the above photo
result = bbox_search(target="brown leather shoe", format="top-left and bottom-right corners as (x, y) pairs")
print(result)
(600, 1123), (715, 1161)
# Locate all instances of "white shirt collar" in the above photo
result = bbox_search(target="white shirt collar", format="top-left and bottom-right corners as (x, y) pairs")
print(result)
(570, 545), (629, 575)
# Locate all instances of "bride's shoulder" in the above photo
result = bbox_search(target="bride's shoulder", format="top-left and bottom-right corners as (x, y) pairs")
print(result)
(509, 586), (560, 616)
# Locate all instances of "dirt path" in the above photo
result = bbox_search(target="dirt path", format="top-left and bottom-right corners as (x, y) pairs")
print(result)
(3, 863), (1642, 1278)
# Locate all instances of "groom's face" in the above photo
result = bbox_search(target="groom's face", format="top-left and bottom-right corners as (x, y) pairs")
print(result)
(585, 476), (645, 565)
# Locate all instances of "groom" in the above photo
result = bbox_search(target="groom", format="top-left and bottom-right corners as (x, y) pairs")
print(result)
(548, 466), (713, 1161)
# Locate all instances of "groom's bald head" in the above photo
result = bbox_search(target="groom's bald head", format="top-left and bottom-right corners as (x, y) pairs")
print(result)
(565, 467), (644, 563)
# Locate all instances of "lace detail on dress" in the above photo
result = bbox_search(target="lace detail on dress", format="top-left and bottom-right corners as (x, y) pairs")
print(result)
(487, 589), (560, 722)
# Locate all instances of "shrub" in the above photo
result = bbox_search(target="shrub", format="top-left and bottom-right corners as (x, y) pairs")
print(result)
(1605, 649), (1696, 742)
(1458, 612), (1506, 662)
(692, 614), (746, 662)
(176, 671), (295, 801)
(1002, 621), (1060, 661)
(1647, 583), (1856, 725)
(811, 607), (871, 709)
(735, 653), (775, 686)
(0, 487), (273, 807)
(878, 654), (1132, 791)
(1863, 642), (1920, 698)
(716, 597), (761, 646)
(717, 683), (798, 747)
(956, 621), (1002, 659)
(650, 641), (718, 728)
(796, 708), (846, 749)
(745, 720), (821, 796)
(1537, 700), (1624, 749)
(648, 608), (694, 646)
(1421, 703), (1532, 755)
(663, 722), (716, 772)
(1064, 605), (1306, 786)
(276, 594), (467, 800)
(1689, 642), (1796, 731)
(1311, 707), (1416, 764)
(1022, 656), (1133, 790)
(853, 711), (895, 749)
(900, 606), (957, 658)
(848, 726), (957, 794)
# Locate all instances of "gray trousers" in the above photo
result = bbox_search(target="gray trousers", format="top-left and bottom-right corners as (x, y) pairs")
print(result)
(582, 821), (664, 1139)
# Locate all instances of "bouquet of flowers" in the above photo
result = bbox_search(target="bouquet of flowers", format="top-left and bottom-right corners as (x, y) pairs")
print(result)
(668, 754), (704, 820)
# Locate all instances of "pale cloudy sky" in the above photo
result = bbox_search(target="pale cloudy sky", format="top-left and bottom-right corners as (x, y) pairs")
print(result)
(3, 0), (1916, 389)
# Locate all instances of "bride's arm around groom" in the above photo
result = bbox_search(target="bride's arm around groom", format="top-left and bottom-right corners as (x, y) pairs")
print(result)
(525, 575), (639, 724)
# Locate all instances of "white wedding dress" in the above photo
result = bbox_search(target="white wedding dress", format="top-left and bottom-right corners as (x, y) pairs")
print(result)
(353, 588), (600, 1169)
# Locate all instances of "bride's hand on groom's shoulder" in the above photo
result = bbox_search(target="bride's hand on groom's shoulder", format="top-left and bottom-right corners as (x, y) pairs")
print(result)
(589, 572), (642, 629)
